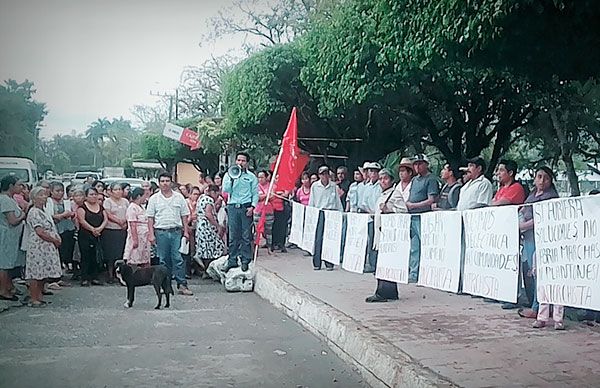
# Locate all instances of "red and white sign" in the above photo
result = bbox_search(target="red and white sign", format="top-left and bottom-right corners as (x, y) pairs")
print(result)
(163, 123), (201, 150)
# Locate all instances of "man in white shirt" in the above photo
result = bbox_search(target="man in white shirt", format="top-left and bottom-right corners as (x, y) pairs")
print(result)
(309, 166), (343, 270)
(147, 172), (193, 296)
(359, 162), (382, 272)
(456, 156), (494, 211)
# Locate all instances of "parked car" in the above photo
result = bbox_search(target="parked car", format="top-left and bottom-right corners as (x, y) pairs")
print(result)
(101, 177), (146, 189)
(72, 171), (101, 185)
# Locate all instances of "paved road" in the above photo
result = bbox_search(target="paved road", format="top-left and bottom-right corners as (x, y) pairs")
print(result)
(0, 279), (367, 388)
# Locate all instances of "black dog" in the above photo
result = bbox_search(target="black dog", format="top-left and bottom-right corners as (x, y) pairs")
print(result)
(114, 261), (174, 309)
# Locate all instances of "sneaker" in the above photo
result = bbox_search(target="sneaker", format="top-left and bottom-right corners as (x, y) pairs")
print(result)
(501, 302), (520, 310)
(313, 267), (321, 271)
(554, 322), (565, 330)
(178, 287), (193, 296)
(241, 263), (249, 272)
(532, 320), (546, 328)
(325, 267), (334, 271)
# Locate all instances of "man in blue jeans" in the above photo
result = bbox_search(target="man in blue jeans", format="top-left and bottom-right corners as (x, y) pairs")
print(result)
(147, 172), (193, 295)
(222, 152), (259, 272)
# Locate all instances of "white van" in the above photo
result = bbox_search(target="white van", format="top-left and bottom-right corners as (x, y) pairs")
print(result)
(0, 157), (38, 185)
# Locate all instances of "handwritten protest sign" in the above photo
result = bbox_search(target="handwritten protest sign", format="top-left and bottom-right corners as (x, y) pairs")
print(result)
(533, 196), (600, 310)
(462, 206), (520, 303)
(375, 213), (411, 284)
(322, 210), (344, 265)
(300, 206), (320, 254)
(289, 202), (305, 245)
(418, 211), (463, 293)
(342, 213), (370, 273)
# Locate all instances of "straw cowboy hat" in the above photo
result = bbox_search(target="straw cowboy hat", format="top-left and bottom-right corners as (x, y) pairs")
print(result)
(398, 157), (414, 170)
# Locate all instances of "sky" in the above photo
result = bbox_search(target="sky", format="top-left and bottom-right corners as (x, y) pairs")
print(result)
(0, 0), (248, 138)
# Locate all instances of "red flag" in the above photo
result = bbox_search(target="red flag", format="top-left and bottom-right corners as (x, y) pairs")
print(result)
(254, 210), (266, 246)
(273, 107), (310, 191)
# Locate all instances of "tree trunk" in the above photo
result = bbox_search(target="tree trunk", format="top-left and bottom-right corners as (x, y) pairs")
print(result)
(550, 110), (580, 197)
(562, 152), (580, 197)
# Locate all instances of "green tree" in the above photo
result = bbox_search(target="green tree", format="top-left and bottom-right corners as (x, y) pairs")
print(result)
(0, 79), (46, 159)
(86, 117), (110, 167)
(142, 120), (219, 175)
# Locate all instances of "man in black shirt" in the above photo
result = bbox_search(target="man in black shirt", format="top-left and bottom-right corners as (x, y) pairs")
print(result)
(434, 163), (462, 210)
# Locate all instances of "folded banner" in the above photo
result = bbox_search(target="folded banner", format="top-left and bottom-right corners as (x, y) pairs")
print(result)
(462, 206), (520, 303)
(342, 213), (370, 273)
(533, 196), (600, 310)
(375, 213), (411, 284)
(301, 206), (320, 254)
(322, 210), (344, 265)
(418, 211), (463, 293)
(289, 201), (305, 245)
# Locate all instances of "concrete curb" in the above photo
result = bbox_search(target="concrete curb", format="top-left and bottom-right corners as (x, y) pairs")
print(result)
(254, 267), (457, 388)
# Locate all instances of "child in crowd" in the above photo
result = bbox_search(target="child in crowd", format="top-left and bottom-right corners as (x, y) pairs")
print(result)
(532, 252), (565, 330)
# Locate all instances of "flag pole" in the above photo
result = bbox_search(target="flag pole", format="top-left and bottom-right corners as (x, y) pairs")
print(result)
(254, 145), (285, 262)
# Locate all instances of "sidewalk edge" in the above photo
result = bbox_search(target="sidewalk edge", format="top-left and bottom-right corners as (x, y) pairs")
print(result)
(254, 267), (458, 388)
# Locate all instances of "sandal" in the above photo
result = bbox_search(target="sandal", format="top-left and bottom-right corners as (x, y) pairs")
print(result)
(57, 280), (71, 287)
(27, 301), (46, 308)
(47, 282), (62, 290)
(532, 320), (546, 328)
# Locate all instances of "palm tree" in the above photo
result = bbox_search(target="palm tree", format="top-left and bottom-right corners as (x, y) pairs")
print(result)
(86, 118), (110, 167)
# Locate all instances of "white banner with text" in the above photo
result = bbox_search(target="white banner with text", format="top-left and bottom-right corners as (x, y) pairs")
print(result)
(534, 196), (600, 310)
(322, 210), (344, 265)
(418, 211), (463, 293)
(300, 206), (320, 255)
(342, 213), (370, 273)
(462, 206), (520, 303)
(289, 201), (305, 245)
(375, 213), (411, 284)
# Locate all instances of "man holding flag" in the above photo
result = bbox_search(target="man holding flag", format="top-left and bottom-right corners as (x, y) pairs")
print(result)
(253, 107), (310, 261)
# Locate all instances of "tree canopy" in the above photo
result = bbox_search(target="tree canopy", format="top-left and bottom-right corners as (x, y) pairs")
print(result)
(0, 80), (46, 159)
(218, 0), (600, 190)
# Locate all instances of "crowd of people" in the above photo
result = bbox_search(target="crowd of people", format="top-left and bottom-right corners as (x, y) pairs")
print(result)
(0, 167), (239, 306)
(2, 151), (597, 330)
(297, 154), (599, 331)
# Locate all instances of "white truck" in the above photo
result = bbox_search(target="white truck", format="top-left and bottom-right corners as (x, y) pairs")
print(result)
(102, 167), (125, 178)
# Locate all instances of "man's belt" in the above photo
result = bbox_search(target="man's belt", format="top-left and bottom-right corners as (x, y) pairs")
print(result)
(155, 226), (182, 231)
(228, 202), (253, 209)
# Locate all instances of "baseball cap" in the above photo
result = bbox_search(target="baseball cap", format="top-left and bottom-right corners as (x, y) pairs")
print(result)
(466, 156), (487, 171)
(318, 166), (330, 174)
(364, 162), (382, 170)
(413, 154), (430, 164)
